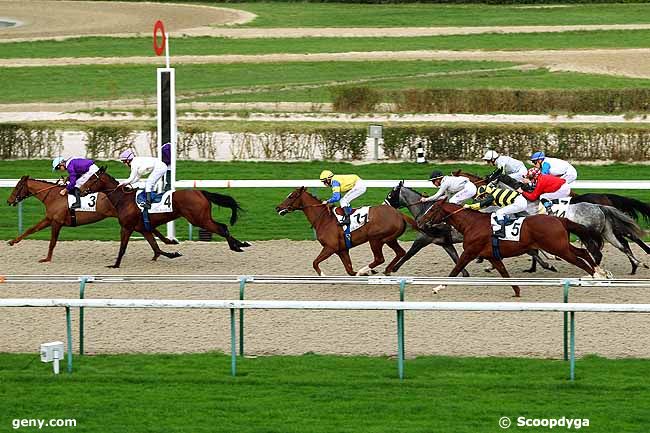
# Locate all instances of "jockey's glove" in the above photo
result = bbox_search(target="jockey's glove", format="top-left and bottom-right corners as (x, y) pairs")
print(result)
(463, 203), (481, 210)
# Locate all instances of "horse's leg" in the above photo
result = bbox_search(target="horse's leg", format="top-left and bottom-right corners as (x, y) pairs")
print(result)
(432, 249), (479, 294)
(441, 243), (470, 277)
(606, 231), (642, 275)
(391, 234), (431, 273)
(525, 250), (557, 273)
(108, 226), (134, 268)
(487, 258), (520, 297)
(39, 222), (62, 263)
(384, 239), (406, 275)
(8, 217), (51, 246)
(358, 240), (385, 276)
(313, 246), (337, 276)
(336, 249), (356, 276)
(619, 236), (649, 273)
(152, 228), (179, 245)
(187, 216), (245, 252)
(630, 235), (650, 254)
(550, 244), (596, 276)
(141, 230), (182, 261)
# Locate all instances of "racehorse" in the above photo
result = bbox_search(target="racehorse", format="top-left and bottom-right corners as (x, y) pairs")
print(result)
(79, 167), (250, 268)
(384, 181), (558, 275)
(6, 175), (177, 263)
(275, 187), (412, 276)
(418, 200), (609, 297)
(455, 170), (650, 274)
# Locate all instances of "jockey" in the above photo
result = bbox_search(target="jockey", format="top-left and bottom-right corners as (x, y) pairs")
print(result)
(52, 156), (99, 209)
(530, 151), (577, 184)
(519, 167), (572, 214)
(319, 170), (367, 227)
(420, 170), (477, 205)
(117, 150), (168, 209)
(481, 150), (527, 182)
(464, 184), (529, 237)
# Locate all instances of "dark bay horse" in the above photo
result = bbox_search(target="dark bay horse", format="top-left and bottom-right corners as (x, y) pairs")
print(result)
(79, 168), (250, 268)
(384, 181), (558, 275)
(419, 200), (609, 297)
(275, 187), (412, 276)
(6, 176), (177, 262)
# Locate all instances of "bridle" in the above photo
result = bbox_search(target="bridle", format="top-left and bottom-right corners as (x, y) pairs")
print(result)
(12, 178), (63, 204)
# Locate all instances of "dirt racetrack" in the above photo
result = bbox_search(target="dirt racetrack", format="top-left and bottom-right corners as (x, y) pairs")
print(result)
(2, 239), (650, 359)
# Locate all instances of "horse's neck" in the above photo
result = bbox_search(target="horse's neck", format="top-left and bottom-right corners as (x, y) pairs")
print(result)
(301, 194), (333, 228)
(27, 179), (59, 202)
(401, 188), (429, 217)
(443, 204), (483, 233)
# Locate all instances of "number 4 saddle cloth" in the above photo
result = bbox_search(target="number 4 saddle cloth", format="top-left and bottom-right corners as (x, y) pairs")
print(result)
(490, 214), (525, 241)
(135, 190), (174, 213)
(333, 206), (370, 232)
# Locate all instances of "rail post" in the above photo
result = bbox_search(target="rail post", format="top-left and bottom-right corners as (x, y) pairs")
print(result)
(570, 311), (576, 381)
(399, 278), (406, 355)
(563, 280), (570, 361)
(397, 279), (407, 380)
(65, 307), (73, 374)
(188, 223), (193, 241)
(17, 201), (23, 235)
(238, 276), (250, 357)
(78, 277), (88, 355)
(230, 308), (237, 377)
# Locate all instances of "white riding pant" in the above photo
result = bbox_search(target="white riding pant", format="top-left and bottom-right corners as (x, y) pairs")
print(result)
(448, 182), (477, 205)
(495, 195), (528, 220)
(561, 167), (577, 184)
(144, 165), (168, 193)
(509, 167), (528, 182)
(540, 183), (572, 201)
(340, 180), (367, 208)
(74, 164), (99, 189)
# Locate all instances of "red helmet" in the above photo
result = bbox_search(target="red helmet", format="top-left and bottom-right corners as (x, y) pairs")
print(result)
(526, 167), (540, 181)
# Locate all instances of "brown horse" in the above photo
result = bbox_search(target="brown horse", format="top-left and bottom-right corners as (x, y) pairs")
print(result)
(79, 167), (250, 268)
(419, 200), (609, 297)
(6, 176), (177, 262)
(275, 187), (413, 276)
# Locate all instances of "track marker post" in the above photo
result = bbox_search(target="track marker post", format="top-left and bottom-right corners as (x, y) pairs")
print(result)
(238, 276), (253, 356)
(65, 307), (73, 374)
(563, 280), (570, 361)
(570, 312), (576, 381)
(230, 308), (237, 377)
(397, 279), (407, 380)
(78, 277), (89, 355)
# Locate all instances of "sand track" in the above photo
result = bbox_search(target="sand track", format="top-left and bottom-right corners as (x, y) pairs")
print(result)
(2, 240), (650, 359)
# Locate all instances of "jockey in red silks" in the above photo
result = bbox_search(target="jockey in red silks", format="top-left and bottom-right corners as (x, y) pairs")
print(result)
(518, 167), (571, 214)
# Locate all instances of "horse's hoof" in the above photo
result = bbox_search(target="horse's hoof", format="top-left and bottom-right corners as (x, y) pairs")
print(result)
(522, 269), (534, 273)
(483, 267), (493, 273)
(7, 240), (16, 246)
(170, 252), (183, 259)
(432, 284), (445, 294)
(370, 269), (379, 275)
(241, 241), (252, 247)
(549, 266), (558, 273)
(169, 239), (180, 245)
(319, 271), (327, 277)
(38, 258), (51, 263)
(152, 256), (159, 261)
(107, 265), (120, 269)
(643, 263), (649, 269)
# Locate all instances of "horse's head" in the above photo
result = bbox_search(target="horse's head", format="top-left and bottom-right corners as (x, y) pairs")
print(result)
(384, 181), (404, 208)
(7, 175), (30, 206)
(79, 166), (113, 195)
(276, 187), (308, 216)
(416, 199), (447, 230)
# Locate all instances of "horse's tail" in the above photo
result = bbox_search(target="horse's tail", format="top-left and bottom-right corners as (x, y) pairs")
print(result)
(401, 213), (419, 231)
(599, 205), (645, 240)
(200, 191), (242, 225)
(561, 218), (604, 259)
(607, 194), (650, 222)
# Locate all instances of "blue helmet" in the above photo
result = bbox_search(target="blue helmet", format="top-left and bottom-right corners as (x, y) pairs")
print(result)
(51, 156), (66, 171)
(530, 151), (545, 161)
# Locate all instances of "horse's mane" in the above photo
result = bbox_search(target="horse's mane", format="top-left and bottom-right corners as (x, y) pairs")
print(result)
(303, 188), (321, 201)
(30, 177), (60, 186)
(401, 185), (426, 197)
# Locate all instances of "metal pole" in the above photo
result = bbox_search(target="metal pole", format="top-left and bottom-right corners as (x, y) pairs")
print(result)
(188, 223), (193, 241)
(397, 309), (404, 380)
(79, 277), (87, 356)
(65, 307), (73, 374)
(239, 278), (246, 357)
(399, 279), (406, 354)
(374, 137), (379, 160)
(230, 308), (237, 376)
(562, 281), (570, 360)
(17, 201), (23, 235)
(570, 311), (576, 381)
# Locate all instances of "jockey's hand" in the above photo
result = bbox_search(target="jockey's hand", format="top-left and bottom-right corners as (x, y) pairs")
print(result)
(419, 197), (428, 203)
(516, 187), (524, 193)
(321, 200), (328, 205)
(464, 203), (480, 210)
(59, 189), (67, 196)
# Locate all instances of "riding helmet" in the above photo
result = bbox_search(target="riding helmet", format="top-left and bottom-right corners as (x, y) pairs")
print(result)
(530, 151), (545, 161)
(428, 170), (444, 181)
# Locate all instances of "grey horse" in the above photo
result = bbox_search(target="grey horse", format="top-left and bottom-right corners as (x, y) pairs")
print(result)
(384, 182), (558, 275)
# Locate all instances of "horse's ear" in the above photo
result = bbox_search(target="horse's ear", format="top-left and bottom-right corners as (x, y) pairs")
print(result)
(20, 175), (29, 182)
(99, 166), (106, 173)
(452, 169), (461, 176)
(399, 180), (404, 186)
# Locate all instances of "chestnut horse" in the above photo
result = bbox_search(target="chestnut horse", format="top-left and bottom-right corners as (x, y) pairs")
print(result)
(79, 167), (250, 268)
(6, 176), (177, 262)
(275, 187), (413, 276)
(419, 200), (609, 297)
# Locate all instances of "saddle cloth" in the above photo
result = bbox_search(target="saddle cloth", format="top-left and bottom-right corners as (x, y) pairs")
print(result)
(490, 214), (525, 241)
(136, 190), (174, 214)
(68, 193), (98, 212)
(334, 206), (370, 232)
(549, 197), (572, 217)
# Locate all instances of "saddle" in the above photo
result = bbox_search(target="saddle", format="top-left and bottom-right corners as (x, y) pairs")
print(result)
(136, 191), (165, 205)
(333, 207), (359, 217)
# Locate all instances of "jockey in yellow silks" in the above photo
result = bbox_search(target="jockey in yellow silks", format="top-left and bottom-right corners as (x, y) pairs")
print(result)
(319, 170), (367, 226)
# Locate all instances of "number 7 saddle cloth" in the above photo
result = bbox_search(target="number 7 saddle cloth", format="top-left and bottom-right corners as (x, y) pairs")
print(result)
(333, 206), (370, 233)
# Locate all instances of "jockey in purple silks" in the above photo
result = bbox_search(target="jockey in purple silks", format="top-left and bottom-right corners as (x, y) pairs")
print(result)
(52, 156), (99, 209)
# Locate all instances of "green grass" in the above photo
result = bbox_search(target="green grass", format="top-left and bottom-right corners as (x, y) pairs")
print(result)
(231, 2), (650, 27)
(0, 60), (512, 104)
(2, 160), (650, 242)
(1, 352), (649, 432)
(3, 30), (650, 59)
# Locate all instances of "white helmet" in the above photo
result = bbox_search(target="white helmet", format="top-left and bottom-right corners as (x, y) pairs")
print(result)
(482, 150), (499, 161)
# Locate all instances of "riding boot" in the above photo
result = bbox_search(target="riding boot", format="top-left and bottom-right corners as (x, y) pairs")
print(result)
(143, 192), (152, 209)
(494, 219), (507, 238)
(541, 198), (553, 215)
(70, 188), (81, 209)
(340, 206), (352, 227)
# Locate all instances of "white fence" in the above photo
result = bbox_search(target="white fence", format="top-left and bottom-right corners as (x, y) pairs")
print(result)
(4, 275), (650, 380)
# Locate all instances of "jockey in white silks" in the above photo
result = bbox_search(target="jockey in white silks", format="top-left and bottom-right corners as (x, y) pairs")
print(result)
(420, 170), (477, 205)
(530, 151), (578, 185)
(481, 150), (528, 182)
(117, 150), (168, 209)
